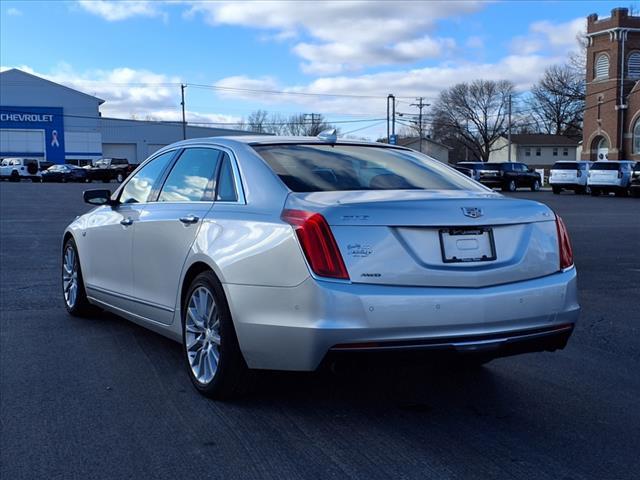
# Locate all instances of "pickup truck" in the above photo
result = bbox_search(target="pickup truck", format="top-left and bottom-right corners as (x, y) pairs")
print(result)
(456, 161), (542, 192)
(86, 158), (135, 183)
(0, 158), (54, 181)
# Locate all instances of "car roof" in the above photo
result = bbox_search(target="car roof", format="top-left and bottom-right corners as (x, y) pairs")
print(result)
(165, 135), (410, 149)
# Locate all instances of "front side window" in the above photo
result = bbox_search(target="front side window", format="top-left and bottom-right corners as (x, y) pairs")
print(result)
(634, 119), (640, 153)
(120, 151), (174, 204)
(253, 144), (486, 192)
(158, 148), (220, 202)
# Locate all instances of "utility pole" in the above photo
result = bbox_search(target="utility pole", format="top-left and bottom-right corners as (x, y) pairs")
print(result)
(304, 113), (321, 135)
(410, 97), (429, 152)
(507, 93), (512, 163)
(181, 84), (187, 140)
(386, 94), (396, 143)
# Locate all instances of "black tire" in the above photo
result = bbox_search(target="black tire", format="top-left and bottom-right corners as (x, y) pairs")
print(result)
(182, 271), (250, 399)
(615, 188), (628, 197)
(631, 188), (640, 198)
(10, 171), (20, 182)
(590, 188), (601, 196)
(62, 238), (95, 317)
(502, 180), (517, 192)
(552, 186), (561, 194)
(61, 176), (67, 183)
(531, 179), (541, 192)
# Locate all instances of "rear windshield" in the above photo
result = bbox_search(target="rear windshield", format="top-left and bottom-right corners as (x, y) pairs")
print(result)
(592, 162), (621, 170)
(478, 164), (501, 170)
(457, 162), (485, 170)
(254, 144), (485, 192)
(553, 162), (580, 170)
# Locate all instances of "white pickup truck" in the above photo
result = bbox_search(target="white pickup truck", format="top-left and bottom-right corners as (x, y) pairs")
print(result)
(0, 158), (53, 182)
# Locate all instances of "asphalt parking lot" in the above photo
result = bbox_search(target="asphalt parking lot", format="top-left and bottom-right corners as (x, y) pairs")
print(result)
(1, 182), (639, 480)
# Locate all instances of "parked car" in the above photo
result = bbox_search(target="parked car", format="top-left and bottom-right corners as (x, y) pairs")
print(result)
(42, 164), (89, 183)
(0, 158), (53, 182)
(457, 161), (541, 192)
(587, 160), (635, 196)
(86, 158), (135, 183)
(62, 136), (579, 399)
(630, 162), (640, 197)
(549, 161), (592, 194)
(452, 165), (474, 178)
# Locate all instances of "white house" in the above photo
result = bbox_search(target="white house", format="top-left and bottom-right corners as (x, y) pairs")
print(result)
(489, 134), (580, 166)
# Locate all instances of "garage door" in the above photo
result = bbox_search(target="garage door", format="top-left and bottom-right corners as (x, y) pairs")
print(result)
(0, 129), (45, 157)
(102, 143), (137, 164)
(147, 144), (167, 156)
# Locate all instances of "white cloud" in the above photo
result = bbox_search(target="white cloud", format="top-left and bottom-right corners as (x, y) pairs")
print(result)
(186, 1), (483, 73)
(1, 64), (238, 126)
(511, 17), (585, 55)
(212, 52), (566, 117)
(466, 36), (484, 49)
(7, 7), (22, 16)
(77, 0), (166, 22)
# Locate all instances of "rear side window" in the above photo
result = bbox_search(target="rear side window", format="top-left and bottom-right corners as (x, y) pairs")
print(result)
(552, 162), (578, 170)
(592, 162), (621, 171)
(253, 144), (484, 192)
(120, 151), (174, 204)
(158, 148), (220, 202)
(216, 153), (238, 202)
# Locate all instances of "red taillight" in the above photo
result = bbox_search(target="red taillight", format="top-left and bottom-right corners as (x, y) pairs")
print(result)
(281, 209), (349, 280)
(555, 214), (574, 270)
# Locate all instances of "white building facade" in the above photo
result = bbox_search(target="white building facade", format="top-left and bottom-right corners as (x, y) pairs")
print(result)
(489, 134), (580, 166)
(0, 69), (250, 165)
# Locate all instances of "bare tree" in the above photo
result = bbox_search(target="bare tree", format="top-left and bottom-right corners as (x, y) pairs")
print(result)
(241, 110), (338, 136)
(527, 64), (585, 137)
(246, 109), (270, 133)
(431, 79), (515, 162)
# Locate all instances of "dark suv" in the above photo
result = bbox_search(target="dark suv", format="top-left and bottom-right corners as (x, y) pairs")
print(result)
(630, 162), (640, 197)
(457, 162), (541, 192)
(86, 158), (135, 183)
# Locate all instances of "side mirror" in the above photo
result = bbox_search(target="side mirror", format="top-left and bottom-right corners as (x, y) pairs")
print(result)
(84, 189), (115, 206)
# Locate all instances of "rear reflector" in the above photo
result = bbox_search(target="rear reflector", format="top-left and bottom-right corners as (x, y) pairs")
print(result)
(282, 209), (349, 280)
(555, 214), (574, 270)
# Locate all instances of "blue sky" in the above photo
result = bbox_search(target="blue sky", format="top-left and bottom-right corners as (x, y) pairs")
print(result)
(0, 0), (623, 138)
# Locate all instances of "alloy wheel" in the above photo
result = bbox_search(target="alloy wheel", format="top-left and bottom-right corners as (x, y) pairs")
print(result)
(62, 246), (79, 308)
(185, 286), (221, 384)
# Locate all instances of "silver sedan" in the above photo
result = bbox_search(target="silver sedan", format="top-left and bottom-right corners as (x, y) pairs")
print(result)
(62, 135), (579, 398)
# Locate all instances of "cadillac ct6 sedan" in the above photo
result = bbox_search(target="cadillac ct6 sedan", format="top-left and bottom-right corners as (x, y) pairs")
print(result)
(62, 135), (580, 398)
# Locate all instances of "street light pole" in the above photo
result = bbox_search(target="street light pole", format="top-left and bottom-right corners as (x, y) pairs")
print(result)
(507, 93), (512, 163)
(181, 84), (187, 140)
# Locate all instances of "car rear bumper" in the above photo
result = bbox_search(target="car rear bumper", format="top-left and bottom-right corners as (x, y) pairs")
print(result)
(226, 268), (580, 371)
(549, 180), (583, 187)
(588, 181), (624, 188)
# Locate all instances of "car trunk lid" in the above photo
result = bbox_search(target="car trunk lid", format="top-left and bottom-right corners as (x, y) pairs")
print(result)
(285, 190), (559, 288)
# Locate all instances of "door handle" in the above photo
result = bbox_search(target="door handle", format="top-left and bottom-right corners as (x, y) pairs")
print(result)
(120, 217), (133, 226)
(179, 215), (199, 224)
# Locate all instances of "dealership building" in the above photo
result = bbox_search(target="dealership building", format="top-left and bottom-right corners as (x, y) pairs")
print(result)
(0, 68), (251, 165)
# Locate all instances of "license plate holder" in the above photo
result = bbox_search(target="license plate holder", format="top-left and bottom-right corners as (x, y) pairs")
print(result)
(439, 227), (496, 263)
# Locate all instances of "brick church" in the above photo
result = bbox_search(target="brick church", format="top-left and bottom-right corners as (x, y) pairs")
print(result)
(582, 8), (640, 161)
